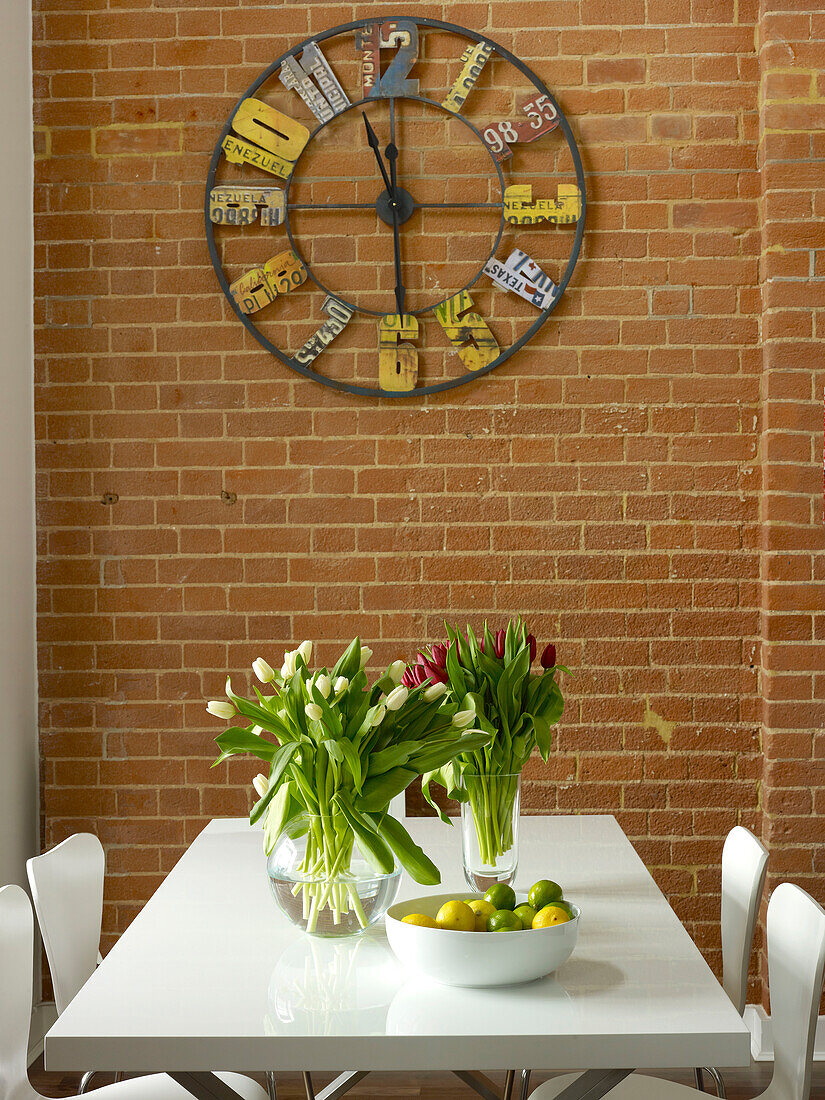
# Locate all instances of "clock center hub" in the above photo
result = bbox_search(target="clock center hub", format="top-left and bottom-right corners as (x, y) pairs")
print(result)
(376, 187), (415, 227)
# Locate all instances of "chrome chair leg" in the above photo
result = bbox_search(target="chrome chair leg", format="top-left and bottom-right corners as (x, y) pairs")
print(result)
(78, 1070), (96, 1094)
(503, 1070), (515, 1100)
(302, 1071), (315, 1100)
(519, 1069), (532, 1100)
(694, 1068), (706, 1093)
(706, 1067), (726, 1097)
(266, 1070), (278, 1100)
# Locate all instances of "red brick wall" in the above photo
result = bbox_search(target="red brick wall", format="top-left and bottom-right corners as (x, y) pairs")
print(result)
(757, 0), (825, 1007)
(32, 0), (822, 1001)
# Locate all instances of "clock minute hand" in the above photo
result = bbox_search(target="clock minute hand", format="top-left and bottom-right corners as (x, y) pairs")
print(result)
(383, 139), (405, 317)
(361, 112), (394, 199)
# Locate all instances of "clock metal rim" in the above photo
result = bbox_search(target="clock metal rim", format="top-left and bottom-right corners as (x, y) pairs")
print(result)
(204, 15), (587, 399)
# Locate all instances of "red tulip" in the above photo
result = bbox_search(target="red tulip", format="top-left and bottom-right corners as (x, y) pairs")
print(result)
(526, 633), (537, 663)
(540, 643), (556, 670)
(421, 658), (448, 685)
(494, 629), (506, 659)
(430, 642), (449, 669)
(402, 664), (428, 689)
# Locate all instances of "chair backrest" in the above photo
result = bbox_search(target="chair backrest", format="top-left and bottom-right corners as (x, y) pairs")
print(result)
(762, 883), (825, 1100)
(26, 833), (104, 1015)
(0, 884), (39, 1100)
(389, 793), (406, 821)
(721, 825), (769, 1014)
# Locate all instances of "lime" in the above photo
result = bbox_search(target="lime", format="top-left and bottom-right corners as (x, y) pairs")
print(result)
(401, 913), (437, 928)
(532, 902), (571, 929)
(513, 904), (537, 928)
(528, 879), (563, 911)
(435, 899), (476, 932)
(484, 883), (517, 911)
(467, 898), (496, 932)
(487, 909), (523, 932)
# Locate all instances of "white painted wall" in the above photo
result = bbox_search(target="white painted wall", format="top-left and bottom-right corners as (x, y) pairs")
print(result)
(0, 0), (39, 891)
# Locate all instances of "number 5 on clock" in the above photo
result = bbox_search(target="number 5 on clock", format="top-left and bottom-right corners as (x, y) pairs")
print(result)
(434, 291), (499, 373)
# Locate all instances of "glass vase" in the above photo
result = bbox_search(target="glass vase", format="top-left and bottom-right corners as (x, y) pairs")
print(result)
(460, 771), (521, 891)
(266, 816), (401, 938)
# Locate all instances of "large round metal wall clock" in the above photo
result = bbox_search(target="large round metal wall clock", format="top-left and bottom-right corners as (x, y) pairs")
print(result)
(205, 17), (586, 398)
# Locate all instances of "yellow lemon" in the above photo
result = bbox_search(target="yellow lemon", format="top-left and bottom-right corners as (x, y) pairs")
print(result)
(435, 899), (476, 932)
(467, 898), (496, 932)
(532, 903), (572, 929)
(402, 913), (438, 928)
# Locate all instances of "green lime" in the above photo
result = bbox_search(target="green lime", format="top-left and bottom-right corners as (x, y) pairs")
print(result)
(528, 879), (563, 911)
(513, 904), (537, 928)
(484, 883), (517, 911)
(487, 908), (523, 932)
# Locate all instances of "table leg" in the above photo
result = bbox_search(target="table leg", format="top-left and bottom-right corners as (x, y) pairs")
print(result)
(453, 1070), (506, 1100)
(550, 1070), (634, 1100)
(314, 1071), (369, 1100)
(169, 1072), (249, 1100)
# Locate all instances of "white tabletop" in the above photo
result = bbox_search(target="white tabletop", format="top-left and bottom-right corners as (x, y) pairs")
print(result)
(46, 815), (750, 1074)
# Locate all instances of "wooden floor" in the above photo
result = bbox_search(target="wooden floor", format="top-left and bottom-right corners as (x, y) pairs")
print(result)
(28, 1060), (825, 1099)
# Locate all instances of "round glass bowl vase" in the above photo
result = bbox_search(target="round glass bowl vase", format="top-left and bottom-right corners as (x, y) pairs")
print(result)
(460, 772), (521, 891)
(266, 823), (401, 938)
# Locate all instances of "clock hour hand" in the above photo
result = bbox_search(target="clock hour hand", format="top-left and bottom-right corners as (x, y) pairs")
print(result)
(361, 112), (394, 199)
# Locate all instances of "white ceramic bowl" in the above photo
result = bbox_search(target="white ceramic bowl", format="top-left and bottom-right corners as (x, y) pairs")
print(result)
(385, 892), (579, 987)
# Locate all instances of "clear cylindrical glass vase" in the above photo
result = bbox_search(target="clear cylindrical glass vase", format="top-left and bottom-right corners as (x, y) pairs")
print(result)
(460, 771), (521, 892)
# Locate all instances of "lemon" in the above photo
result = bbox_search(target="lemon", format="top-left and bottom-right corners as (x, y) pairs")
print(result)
(435, 899), (476, 932)
(467, 898), (496, 931)
(532, 903), (572, 928)
(402, 913), (437, 928)
(528, 879), (563, 911)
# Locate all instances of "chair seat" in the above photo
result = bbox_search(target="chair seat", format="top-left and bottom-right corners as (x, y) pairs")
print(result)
(86, 1071), (268, 1100)
(532, 1072), (701, 1100)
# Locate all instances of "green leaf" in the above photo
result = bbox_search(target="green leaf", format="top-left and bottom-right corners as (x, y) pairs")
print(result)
(250, 743), (298, 824)
(334, 790), (395, 875)
(213, 726), (278, 767)
(262, 783), (301, 855)
(367, 742), (419, 776)
(337, 737), (363, 793)
(412, 731), (491, 774)
(368, 812), (441, 885)
(445, 641), (466, 698)
(356, 767), (417, 812)
(531, 712), (554, 759)
(332, 637), (362, 681)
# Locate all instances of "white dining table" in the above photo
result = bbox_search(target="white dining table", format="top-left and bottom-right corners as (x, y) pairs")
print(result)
(45, 815), (751, 1100)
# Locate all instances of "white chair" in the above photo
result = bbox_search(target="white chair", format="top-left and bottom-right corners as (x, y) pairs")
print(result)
(528, 882), (825, 1100)
(0, 883), (268, 1100)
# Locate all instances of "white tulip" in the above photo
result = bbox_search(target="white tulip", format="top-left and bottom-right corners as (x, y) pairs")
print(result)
(424, 681), (447, 701)
(252, 773), (269, 800)
(206, 700), (235, 720)
(305, 702), (323, 722)
(360, 645), (373, 669)
(334, 676), (349, 694)
(282, 650), (297, 678)
(252, 657), (275, 684)
(297, 640), (313, 664)
(371, 703), (387, 726)
(315, 674), (332, 698)
(452, 709), (475, 728)
(385, 685), (409, 711)
(388, 659), (406, 684)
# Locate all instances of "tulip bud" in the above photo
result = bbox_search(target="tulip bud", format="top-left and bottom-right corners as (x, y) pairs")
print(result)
(494, 629), (506, 659)
(424, 681), (447, 701)
(252, 773), (269, 800)
(540, 643), (557, 670)
(334, 675), (349, 694)
(360, 646), (373, 669)
(371, 703), (387, 726)
(388, 659), (406, 684)
(385, 685), (409, 711)
(401, 667), (416, 689)
(282, 650), (297, 678)
(430, 643), (449, 669)
(297, 640), (312, 665)
(304, 702), (323, 722)
(206, 700), (235, 720)
(422, 658), (448, 685)
(452, 709), (475, 728)
(252, 657), (275, 684)
(315, 674), (332, 698)
(526, 633), (537, 663)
